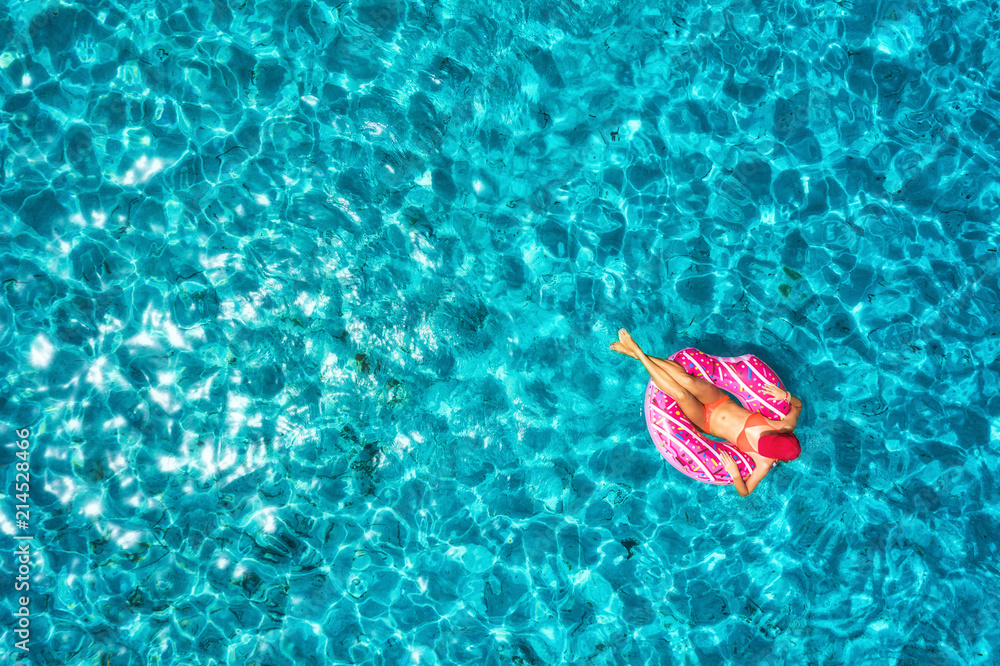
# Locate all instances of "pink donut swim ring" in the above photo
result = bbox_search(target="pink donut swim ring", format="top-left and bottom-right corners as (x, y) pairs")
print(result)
(644, 348), (791, 485)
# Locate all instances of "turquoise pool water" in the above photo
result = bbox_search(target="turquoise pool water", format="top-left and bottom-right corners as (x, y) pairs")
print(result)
(2, 0), (999, 663)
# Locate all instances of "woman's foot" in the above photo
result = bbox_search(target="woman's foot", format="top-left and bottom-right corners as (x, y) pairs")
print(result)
(609, 341), (637, 358)
(618, 328), (642, 356)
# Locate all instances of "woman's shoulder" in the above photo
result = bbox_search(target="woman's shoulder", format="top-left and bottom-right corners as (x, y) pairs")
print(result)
(747, 450), (777, 470)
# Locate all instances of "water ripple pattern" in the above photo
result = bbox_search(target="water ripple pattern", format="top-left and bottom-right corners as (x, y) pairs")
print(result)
(0, 0), (998, 663)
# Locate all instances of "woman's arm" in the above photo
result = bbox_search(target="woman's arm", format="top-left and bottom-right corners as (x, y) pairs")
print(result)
(780, 392), (802, 431)
(732, 472), (751, 497)
(762, 384), (803, 431)
(740, 453), (775, 495)
(720, 451), (774, 497)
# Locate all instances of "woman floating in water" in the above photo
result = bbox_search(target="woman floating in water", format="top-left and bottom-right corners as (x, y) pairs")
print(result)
(611, 329), (802, 497)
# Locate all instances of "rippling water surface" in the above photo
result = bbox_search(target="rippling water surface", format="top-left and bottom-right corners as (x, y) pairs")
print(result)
(1, 0), (999, 663)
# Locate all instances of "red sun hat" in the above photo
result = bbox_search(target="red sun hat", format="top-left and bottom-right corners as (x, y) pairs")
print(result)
(758, 432), (801, 461)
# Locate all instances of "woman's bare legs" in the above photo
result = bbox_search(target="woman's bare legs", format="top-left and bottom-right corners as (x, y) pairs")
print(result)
(610, 337), (725, 404)
(610, 343), (686, 377)
(615, 329), (710, 430)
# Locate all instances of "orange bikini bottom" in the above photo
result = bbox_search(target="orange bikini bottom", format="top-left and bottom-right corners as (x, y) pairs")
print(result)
(702, 396), (730, 433)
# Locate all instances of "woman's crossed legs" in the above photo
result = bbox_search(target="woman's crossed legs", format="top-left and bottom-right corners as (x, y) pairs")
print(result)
(611, 330), (726, 431)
